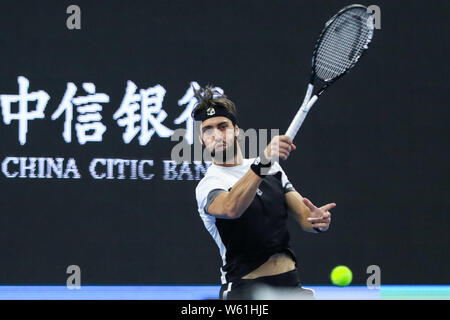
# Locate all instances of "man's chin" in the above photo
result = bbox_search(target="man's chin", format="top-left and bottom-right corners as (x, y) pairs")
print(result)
(213, 147), (235, 163)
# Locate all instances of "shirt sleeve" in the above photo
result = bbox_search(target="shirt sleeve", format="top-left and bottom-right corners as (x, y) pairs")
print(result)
(272, 162), (296, 194)
(195, 176), (229, 216)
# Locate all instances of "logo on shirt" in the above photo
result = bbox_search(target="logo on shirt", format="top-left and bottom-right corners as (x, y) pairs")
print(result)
(256, 188), (263, 196)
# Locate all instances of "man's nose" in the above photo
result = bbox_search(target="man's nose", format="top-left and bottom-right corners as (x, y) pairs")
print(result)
(212, 128), (223, 142)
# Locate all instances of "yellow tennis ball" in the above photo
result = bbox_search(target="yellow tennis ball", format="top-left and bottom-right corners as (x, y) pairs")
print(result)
(330, 265), (353, 287)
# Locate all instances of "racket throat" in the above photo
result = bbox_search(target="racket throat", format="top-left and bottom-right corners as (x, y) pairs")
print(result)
(304, 95), (318, 112)
(303, 83), (314, 105)
(317, 82), (332, 96)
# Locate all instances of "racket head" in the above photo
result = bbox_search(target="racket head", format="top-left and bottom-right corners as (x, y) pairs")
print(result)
(311, 4), (375, 84)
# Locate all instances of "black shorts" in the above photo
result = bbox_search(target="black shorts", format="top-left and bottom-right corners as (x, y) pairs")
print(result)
(219, 268), (315, 300)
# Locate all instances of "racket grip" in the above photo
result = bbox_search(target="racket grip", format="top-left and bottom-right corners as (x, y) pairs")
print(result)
(285, 95), (318, 140)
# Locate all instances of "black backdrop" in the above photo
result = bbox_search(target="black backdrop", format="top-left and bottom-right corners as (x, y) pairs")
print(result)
(0, 0), (448, 285)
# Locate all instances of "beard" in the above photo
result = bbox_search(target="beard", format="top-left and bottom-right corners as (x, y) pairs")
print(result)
(211, 137), (238, 164)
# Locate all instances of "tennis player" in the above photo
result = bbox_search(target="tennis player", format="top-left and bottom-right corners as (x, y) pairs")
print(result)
(193, 86), (335, 300)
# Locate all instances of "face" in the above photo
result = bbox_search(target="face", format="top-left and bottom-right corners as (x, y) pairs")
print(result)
(200, 116), (238, 162)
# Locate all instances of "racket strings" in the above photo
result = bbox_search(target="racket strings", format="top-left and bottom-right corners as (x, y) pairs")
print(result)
(315, 8), (373, 81)
(317, 19), (367, 78)
(316, 13), (370, 79)
(318, 13), (368, 70)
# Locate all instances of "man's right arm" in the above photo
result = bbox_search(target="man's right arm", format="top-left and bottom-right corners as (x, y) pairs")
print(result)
(206, 169), (262, 219)
(207, 135), (295, 219)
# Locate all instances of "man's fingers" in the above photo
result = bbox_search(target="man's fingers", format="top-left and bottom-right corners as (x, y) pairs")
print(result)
(305, 199), (333, 229)
(302, 197), (317, 211)
(279, 143), (292, 153)
(310, 223), (329, 229)
(279, 150), (289, 160)
(279, 135), (293, 144)
(269, 136), (296, 161)
(307, 217), (330, 224)
(320, 203), (336, 212)
(280, 150), (290, 160)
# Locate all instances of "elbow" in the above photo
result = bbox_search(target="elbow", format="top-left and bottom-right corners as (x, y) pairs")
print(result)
(224, 204), (242, 219)
(228, 211), (242, 219)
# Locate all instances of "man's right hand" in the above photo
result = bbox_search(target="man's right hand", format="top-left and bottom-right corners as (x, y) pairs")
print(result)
(264, 135), (296, 161)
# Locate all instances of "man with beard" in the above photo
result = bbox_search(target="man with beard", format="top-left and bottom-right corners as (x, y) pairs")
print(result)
(193, 86), (335, 300)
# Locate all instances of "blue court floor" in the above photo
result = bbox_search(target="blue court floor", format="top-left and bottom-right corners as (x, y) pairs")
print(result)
(0, 285), (448, 300)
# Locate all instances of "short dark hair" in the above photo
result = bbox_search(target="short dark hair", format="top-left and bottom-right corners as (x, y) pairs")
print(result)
(191, 85), (237, 124)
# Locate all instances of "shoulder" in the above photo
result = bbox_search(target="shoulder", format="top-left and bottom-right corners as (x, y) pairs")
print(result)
(195, 170), (214, 194)
(196, 165), (220, 188)
(195, 167), (227, 199)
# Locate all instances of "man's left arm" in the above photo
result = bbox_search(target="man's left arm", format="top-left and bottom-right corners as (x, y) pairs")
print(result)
(285, 190), (335, 233)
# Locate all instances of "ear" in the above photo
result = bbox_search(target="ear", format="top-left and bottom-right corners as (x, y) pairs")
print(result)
(198, 135), (204, 147)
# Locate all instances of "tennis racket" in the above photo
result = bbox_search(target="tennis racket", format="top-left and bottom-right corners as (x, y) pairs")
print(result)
(285, 4), (375, 140)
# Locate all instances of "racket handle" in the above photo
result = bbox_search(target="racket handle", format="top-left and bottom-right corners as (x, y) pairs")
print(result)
(285, 95), (318, 140)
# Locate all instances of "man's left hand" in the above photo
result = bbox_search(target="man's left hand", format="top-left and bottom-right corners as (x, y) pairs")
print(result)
(303, 198), (335, 232)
